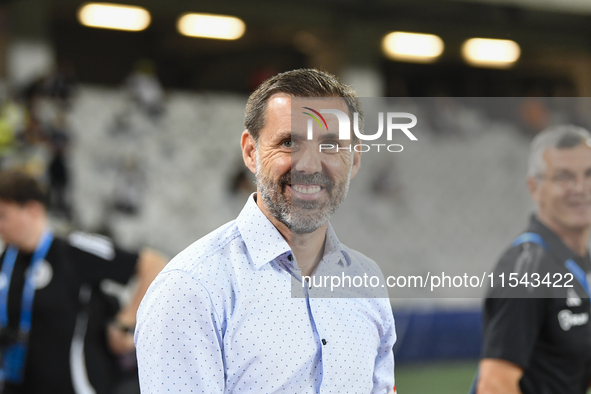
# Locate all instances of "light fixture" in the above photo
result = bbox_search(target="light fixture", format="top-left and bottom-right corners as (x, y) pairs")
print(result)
(77, 3), (151, 32)
(177, 13), (245, 40)
(382, 32), (444, 63)
(462, 38), (521, 68)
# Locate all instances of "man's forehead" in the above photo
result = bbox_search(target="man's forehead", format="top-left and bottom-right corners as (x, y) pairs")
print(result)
(262, 95), (350, 138)
(0, 200), (18, 213)
(292, 97), (349, 131)
(543, 145), (591, 171)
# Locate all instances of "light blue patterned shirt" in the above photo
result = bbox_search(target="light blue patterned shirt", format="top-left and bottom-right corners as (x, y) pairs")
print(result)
(135, 194), (396, 393)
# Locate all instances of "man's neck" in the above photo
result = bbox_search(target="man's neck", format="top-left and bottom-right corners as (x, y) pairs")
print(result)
(536, 213), (590, 257)
(19, 217), (48, 253)
(290, 226), (327, 277)
(255, 194), (327, 276)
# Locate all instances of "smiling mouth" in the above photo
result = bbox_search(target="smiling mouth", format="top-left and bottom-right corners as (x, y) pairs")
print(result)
(290, 184), (323, 194)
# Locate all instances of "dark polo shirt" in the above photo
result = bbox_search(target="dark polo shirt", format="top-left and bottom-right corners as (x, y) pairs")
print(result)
(482, 215), (591, 394)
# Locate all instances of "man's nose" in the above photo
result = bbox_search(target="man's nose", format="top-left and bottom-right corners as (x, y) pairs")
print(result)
(571, 176), (591, 193)
(293, 145), (322, 174)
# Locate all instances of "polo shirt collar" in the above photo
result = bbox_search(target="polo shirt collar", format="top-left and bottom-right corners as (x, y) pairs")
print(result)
(528, 214), (591, 267)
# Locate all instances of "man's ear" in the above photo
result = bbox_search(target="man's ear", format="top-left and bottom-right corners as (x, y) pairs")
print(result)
(241, 130), (257, 174)
(349, 149), (362, 179)
(526, 176), (539, 203)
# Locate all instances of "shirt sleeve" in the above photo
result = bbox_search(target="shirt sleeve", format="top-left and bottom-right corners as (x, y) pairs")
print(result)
(481, 243), (549, 367)
(135, 269), (225, 393)
(481, 296), (545, 368)
(67, 231), (138, 285)
(372, 300), (396, 393)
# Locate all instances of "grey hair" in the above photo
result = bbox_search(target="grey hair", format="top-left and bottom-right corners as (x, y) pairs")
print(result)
(527, 125), (591, 178)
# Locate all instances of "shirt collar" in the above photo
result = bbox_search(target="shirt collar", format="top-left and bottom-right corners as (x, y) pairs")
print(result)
(323, 222), (351, 267)
(236, 194), (291, 270)
(528, 214), (590, 264)
(236, 194), (351, 269)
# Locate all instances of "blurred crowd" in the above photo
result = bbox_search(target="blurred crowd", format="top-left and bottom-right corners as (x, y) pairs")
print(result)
(0, 64), (76, 219)
(2, 59), (590, 233)
(0, 59), (170, 225)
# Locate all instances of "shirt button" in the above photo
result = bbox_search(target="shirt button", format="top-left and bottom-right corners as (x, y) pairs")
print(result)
(287, 254), (292, 261)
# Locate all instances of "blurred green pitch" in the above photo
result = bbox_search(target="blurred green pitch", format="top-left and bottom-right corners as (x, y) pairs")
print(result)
(395, 361), (478, 394)
(396, 362), (591, 393)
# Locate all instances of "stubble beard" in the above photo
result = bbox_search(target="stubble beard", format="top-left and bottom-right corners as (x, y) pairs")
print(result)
(255, 154), (352, 234)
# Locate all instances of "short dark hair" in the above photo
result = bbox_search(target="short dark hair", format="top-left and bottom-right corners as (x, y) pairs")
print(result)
(0, 170), (48, 206)
(244, 68), (362, 142)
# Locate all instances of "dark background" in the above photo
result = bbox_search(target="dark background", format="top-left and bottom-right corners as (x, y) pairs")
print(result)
(2, 0), (590, 96)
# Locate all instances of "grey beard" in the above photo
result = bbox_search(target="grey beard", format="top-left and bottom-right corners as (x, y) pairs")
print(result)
(256, 158), (352, 234)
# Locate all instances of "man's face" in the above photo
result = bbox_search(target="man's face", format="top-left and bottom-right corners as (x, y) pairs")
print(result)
(530, 144), (591, 231)
(252, 94), (360, 234)
(0, 200), (34, 246)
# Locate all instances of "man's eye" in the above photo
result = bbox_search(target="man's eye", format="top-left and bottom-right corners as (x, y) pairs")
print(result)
(554, 173), (574, 182)
(282, 140), (293, 148)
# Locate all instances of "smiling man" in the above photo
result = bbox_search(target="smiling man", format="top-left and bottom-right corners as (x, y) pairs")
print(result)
(476, 125), (591, 394)
(135, 69), (396, 393)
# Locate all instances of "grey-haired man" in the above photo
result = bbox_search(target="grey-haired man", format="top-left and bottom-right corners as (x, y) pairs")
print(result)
(477, 125), (591, 394)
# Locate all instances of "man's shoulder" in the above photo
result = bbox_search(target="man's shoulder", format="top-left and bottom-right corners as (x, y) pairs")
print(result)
(163, 219), (243, 277)
(64, 230), (116, 260)
(341, 244), (385, 276)
(487, 235), (559, 298)
(335, 244), (394, 321)
(494, 238), (554, 275)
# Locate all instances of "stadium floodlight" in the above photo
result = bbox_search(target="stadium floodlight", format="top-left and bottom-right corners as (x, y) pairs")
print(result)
(381, 32), (444, 63)
(177, 13), (246, 40)
(462, 38), (521, 68)
(77, 3), (151, 31)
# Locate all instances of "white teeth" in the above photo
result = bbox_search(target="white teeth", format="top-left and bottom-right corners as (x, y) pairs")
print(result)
(292, 185), (321, 194)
